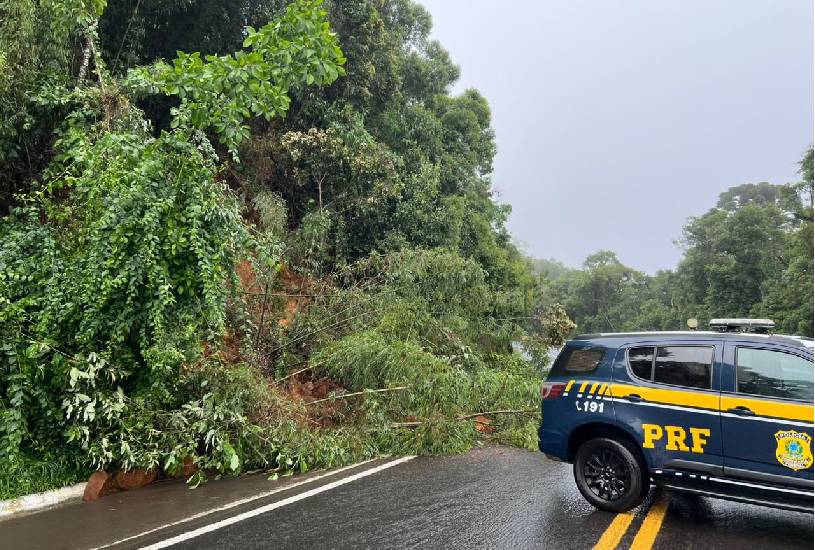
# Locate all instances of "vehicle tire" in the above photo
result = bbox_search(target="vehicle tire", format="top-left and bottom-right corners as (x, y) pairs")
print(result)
(573, 437), (647, 513)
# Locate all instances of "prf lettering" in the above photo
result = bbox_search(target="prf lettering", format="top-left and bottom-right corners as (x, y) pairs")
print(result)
(642, 424), (710, 454)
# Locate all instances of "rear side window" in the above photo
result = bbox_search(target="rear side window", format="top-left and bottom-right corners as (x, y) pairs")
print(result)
(628, 347), (654, 379)
(552, 347), (605, 375)
(737, 348), (813, 401)
(627, 345), (713, 389)
(654, 347), (713, 389)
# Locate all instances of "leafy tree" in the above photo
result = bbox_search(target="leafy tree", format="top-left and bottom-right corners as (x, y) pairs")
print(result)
(717, 182), (782, 211)
(539, 151), (814, 337)
(1, 0), (349, 483)
(753, 147), (814, 335)
(532, 258), (571, 281)
(1, 0), (563, 498)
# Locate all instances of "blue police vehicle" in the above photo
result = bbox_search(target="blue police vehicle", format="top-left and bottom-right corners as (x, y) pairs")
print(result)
(538, 319), (814, 513)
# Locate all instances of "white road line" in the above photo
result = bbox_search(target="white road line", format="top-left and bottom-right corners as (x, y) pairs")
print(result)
(137, 456), (416, 550)
(94, 459), (379, 550)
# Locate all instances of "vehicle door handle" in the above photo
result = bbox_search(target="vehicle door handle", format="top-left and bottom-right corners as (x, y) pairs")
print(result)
(625, 394), (645, 403)
(727, 406), (755, 417)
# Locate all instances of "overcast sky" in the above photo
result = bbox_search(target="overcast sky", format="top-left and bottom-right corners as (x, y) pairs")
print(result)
(417, 0), (814, 273)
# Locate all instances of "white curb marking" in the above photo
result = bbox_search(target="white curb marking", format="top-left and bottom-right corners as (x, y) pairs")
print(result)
(0, 482), (87, 519)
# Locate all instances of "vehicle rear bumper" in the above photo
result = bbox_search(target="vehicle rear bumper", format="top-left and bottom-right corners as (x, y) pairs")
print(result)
(538, 426), (568, 460)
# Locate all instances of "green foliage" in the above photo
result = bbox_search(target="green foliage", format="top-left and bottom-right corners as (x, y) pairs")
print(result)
(0, 0), (359, 498)
(753, 147), (814, 336)
(539, 250), (667, 334)
(314, 330), (539, 455)
(252, 189), (288, 237)
(0, 0), (113, 211)
(0, 119), (253, 465)
(0, 454), (91, 501)
(100, 0), (282, 72)
(491, 420), (539, 451)
(128, 0), (346, 155)
(1, 0), (566, 501)
(540, 151), (814, 337)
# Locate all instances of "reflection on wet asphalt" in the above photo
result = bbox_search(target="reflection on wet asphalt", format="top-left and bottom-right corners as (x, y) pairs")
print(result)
(176, 446), (620, 550)
(173, 447), (812, 550)
(0, 446), (811, 549)
(654, 491), (813, 550)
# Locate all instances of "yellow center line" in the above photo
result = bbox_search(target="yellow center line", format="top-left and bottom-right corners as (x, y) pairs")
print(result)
(630, 493), (671, 550)
(592, 512), (634, 550)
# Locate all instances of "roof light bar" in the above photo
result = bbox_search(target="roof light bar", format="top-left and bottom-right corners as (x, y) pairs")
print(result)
(709, 318), (775, 334)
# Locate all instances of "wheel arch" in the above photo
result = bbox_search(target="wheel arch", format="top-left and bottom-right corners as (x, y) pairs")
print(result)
(567, 421), (646, 468)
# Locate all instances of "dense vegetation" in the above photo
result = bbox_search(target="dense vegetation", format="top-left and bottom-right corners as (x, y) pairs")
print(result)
(537, 149), (814, 337)
(1, 0), (810, 501)
(0, 0), (572, 499)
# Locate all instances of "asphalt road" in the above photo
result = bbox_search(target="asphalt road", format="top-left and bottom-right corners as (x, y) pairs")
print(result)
(1, 446), (812, 549)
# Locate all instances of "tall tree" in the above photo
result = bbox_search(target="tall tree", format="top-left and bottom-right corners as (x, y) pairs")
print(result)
(539, 151), (814, 337)
(753, 147), (814, 335)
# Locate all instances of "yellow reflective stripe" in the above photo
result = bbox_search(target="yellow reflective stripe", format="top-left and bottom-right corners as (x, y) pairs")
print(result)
(589, 382), (601, 394)
(597, 383), (609, 396)
(610, 383), (814, 423)
(565, 380), (575, 392)
(578, 381), (589, 393)
(610, 383), (720, 411)
(721, 395), (813, 423)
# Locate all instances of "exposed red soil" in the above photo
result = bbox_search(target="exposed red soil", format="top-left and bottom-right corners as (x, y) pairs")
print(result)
(286, 373), (349, 427)
(474, 415), (495, 433)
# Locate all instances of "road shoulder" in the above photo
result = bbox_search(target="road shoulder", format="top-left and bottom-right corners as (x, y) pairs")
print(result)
(0, 457), (406, 550)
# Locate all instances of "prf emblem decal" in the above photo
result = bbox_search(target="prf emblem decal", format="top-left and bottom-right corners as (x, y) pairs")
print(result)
(774, 430), (813, 471)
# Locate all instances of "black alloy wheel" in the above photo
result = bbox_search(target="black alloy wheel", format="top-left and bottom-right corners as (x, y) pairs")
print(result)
(574, 437), (647, 512)
(583, 446), (631, 501)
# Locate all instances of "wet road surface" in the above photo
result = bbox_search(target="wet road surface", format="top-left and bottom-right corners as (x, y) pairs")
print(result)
(0, 446), (811, 549)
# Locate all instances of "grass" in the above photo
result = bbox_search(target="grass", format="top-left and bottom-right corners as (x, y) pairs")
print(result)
(0, 456), (92, 501)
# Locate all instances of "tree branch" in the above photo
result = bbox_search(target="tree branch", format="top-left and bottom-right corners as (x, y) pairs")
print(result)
(458, 409), (539, 420)
(391, 409), (538, 428)
(276, 361), (326, 382)
(78, 41), (92, 82)
(306, 386), (409, 406)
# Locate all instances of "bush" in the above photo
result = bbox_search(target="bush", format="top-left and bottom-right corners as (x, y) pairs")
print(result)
(314, 329), (540, 455)
(0, 0), (562, 500)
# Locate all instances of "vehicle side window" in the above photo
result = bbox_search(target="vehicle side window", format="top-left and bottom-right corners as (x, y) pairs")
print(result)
(551, 347), (605, 375)
(628, 346), (654, 380)
(653, 346), (713, 389)
(736, 348), (814, 402)
(628, 345), (713, 389)
(563, 348), (605, 372)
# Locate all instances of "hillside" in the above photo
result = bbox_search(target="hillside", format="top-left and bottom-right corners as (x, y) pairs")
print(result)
(0, 0), (572, 499)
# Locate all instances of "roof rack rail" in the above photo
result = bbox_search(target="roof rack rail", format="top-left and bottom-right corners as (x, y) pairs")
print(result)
(709, 318), (775, 334)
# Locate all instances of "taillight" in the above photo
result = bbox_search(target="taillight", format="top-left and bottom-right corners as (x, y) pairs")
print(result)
(540, 382), (566, 400)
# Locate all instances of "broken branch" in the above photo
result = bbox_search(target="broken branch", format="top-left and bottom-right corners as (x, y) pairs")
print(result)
(391, 409), (538, 428)
(306, 386), (408, 406)
(276, 360), (326, 383)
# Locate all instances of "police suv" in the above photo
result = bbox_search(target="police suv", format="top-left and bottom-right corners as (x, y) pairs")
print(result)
(538, 319), (814, 513)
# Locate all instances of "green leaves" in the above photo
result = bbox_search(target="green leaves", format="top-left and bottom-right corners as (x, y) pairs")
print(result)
(541, 157), (814, 338)
(0, 110), (258, 472)
(222, 442), (240, 473)
(133, 0), (346, 156)
(0, 0), (558, 496)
